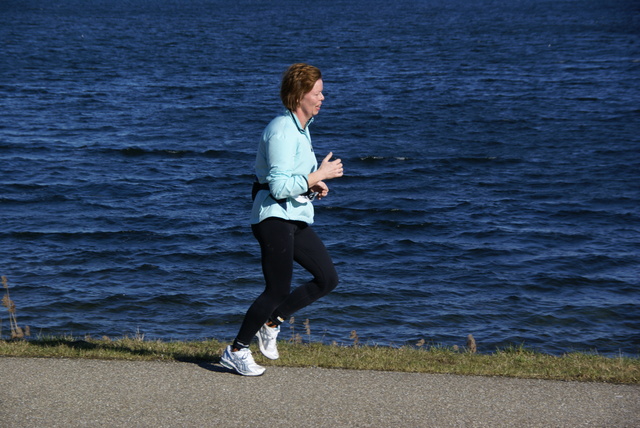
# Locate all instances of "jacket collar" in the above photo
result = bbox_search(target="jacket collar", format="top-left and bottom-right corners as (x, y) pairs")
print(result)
(288, 110), (314, 134)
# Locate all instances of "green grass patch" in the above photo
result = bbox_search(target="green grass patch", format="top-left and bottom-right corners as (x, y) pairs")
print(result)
(1, 336), (637, 384)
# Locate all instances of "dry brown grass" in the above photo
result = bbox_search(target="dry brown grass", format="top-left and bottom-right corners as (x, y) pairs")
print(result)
(1, 276), (30, 339)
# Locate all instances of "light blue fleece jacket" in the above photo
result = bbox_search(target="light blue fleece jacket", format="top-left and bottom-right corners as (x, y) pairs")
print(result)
(250, 110), (318, 225)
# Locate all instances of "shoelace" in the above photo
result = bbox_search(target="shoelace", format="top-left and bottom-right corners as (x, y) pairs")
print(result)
(238, 350), (257, 366)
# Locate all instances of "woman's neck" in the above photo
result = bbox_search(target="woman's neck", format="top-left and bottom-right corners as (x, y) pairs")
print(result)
(293, 109), (311, 130)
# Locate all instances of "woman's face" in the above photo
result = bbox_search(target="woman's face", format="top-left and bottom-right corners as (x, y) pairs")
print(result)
(298, 79), (324, 122)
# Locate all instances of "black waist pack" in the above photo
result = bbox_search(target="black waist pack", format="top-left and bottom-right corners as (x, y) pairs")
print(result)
(252, 179), (286, 203)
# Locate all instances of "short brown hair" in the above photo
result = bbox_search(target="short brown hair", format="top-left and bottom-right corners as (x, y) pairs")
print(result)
(280, 63), (322, 111)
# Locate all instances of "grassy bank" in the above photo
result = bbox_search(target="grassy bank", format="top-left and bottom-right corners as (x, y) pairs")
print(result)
(1, 336), (638, 384)
(3, 276), (637, 384)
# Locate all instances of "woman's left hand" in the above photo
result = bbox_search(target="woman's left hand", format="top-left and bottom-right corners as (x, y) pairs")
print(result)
(310, 181), (329, 199)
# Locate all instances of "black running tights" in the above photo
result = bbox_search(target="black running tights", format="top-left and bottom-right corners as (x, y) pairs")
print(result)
(233, 217), (339, 347)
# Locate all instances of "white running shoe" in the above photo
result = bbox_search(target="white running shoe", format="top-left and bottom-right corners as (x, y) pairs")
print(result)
(257, 323), (280, 360)
(220, 346), (265, 376)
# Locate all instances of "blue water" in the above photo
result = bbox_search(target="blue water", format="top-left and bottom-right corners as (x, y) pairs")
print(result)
(1, 0), (639, 356)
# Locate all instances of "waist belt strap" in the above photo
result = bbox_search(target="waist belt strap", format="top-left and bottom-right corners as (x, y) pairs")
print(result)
(252, 180), (286, 204)
(256, 182), (270, 191)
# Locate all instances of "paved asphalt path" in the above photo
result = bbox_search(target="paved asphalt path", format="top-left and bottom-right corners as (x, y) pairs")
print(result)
(0, 357), (638, 427)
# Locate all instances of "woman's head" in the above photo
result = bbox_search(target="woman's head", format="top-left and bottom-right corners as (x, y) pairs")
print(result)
(280, 63), (322, 111)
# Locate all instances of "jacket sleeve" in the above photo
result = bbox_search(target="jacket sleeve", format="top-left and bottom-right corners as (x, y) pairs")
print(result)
(265, 130), (309, 200)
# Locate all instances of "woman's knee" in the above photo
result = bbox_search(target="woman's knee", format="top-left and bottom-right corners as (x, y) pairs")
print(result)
(319, 270), (339, 294)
